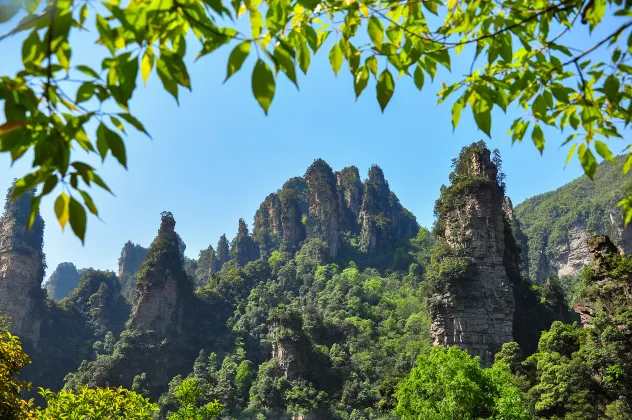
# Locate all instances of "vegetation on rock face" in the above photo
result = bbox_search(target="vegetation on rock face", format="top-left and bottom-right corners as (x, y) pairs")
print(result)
(2, 0), (632, 243)
(3, 150), (632, 418)
(515, 155), (632, 284)
(45, 262), (80, 301)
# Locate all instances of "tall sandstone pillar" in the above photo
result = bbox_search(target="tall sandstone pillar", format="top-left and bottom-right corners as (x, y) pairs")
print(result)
(0, 185), (45, 348)
(430, 143), (515, 365)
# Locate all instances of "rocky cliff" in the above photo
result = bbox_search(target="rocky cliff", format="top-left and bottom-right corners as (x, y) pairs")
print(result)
(305, 159), (341, 259)
(46, 262), (80, 301)
(359, 165), (418, 254)
(117, 241), (147, 301)
(279, 188), (306, 253)
(232, 218), (260, 266)
(336, 166), (363, 233)
(216, 234), (230, 270)
(253, 193), (283, 255)
(269, 306), (308, 380)
(429, 142), (515, 365)
(514, 155), (632, 284)
(0, 184), (46, 347)
(129, 212), (193, 337)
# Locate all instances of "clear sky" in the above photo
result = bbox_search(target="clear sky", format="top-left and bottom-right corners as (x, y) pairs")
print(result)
(0, 9), (628, 280)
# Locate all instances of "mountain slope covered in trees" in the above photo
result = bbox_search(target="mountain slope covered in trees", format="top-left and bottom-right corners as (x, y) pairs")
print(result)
(1, 147), (631, 419)
(514, 156), (632, 286)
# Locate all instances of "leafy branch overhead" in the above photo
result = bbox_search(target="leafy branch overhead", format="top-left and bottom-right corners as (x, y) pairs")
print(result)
(1, 0), (632, 241)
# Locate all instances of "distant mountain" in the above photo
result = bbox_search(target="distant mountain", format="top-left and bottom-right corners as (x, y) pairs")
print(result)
(514, 155), (632, 284)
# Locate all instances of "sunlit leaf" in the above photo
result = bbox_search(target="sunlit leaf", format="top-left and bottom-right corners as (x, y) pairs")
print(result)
(252, 59), (275, 114)
(376, 69), (394, 112)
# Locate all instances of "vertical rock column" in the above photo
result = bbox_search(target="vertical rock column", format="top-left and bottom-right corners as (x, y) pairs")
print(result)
(0, 185), (46, 347)
(430, 144), (515, 365)
(305, 159), (340, 259)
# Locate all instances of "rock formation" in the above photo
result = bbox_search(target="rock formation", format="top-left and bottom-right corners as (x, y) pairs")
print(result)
(46, 262), (80, 301)
(358, 165), (418, 254)
(0, 184), (46, 347)
(279, 188), (306, 253)
(231, 219), (260, 266)
(253, 193), (283, 255)
(129, 211), (193, 337)
(514, 155), (632, 284)
(118, 241), (148, 279)
(269, 306), (308, 380)
(304, 159), (340, 259)
(336, 166), (363, 233)
(216, 234), (230, 270)
(63, 269), (131, 337)
(429, 142), (515, 366)
(117, 241), (147, 301)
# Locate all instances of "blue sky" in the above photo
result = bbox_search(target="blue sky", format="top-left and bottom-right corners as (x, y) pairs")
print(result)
(0, 8), (629, 280)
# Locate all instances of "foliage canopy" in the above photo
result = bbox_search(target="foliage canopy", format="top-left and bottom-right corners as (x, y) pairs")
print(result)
(2, 0), (632, 240)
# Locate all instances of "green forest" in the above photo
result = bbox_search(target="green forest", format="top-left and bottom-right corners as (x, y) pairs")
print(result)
(1, 142), (631, 419)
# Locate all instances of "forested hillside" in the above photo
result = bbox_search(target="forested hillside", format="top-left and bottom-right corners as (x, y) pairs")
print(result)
(1, 144), (631, 419)
(514, 156), (632, 285)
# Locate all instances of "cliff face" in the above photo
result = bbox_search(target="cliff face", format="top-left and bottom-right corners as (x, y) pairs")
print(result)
(305, 159), (341, 259)
(254, 194), (284, 255)
(359, 165), (418, 254)
(217, 234), (230, 270)
(117, 241), (147, 301)
(232, 219), (260, 266)
(337, 166), (363, 233)
(46, 262), (80, 301)
(429, 143), (515, 366)
(269, 307), (308, 380)
(279, 189), (306, 253)
(0, 185), (45, 347)
(64, 269), (131, 337)
(514, 155), (632, 284)
(129, 212), (193, 337)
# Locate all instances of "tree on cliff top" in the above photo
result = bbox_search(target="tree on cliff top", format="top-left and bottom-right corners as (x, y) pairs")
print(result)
(2, 0), (632, 241)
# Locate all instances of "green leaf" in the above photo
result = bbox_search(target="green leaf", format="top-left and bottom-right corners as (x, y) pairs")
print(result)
(329, 43), (343, 76)
(451, 100), (463, 131)
(23, 0), (41, 14)
(79, 190), (98, 216)
(12, 172), (41, 199)
(413, 64), (424, 90)
(76, 82), (95, 103)
(141, 46), (154, 86)
(96, 123), (127, 167)
(69, 197), (87, 243)
(376, 69), (394, 112)
(603, 75), (620, 103)
(367, 17), (384, 51)
(531, 124), (545, 154)
(76, 65), (99, 78)
(41, 175), (58, 196)
(296, 40), (310, 74)
(274, 45), (297, 87)
(250, 9), (263, 38)
(22, 29), (44, 70)
(624, 153), (632, 174)
(225, 41), (251, 82)
(595, 140), (616, 164)
(156, 56), (179, 103)
(566, 144), (577, 166)
(56, 41), (71, 71)
(585, 0), (606, 31)
(472, 96), (492, 137)
(118, 113), (151, 138)
(55, 192), (70, 229)
(252, 59), (275, 115)
(265, 0), (286, 35)
(354, 66), (369, 100)
(27, 195), (41, 230)
(366, 56), (377, 77)
(578, 143), (597, 179)
(0, 0), (21, 23)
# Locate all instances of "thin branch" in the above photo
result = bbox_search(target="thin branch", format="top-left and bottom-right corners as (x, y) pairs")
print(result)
(562, 21), (632, 66)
